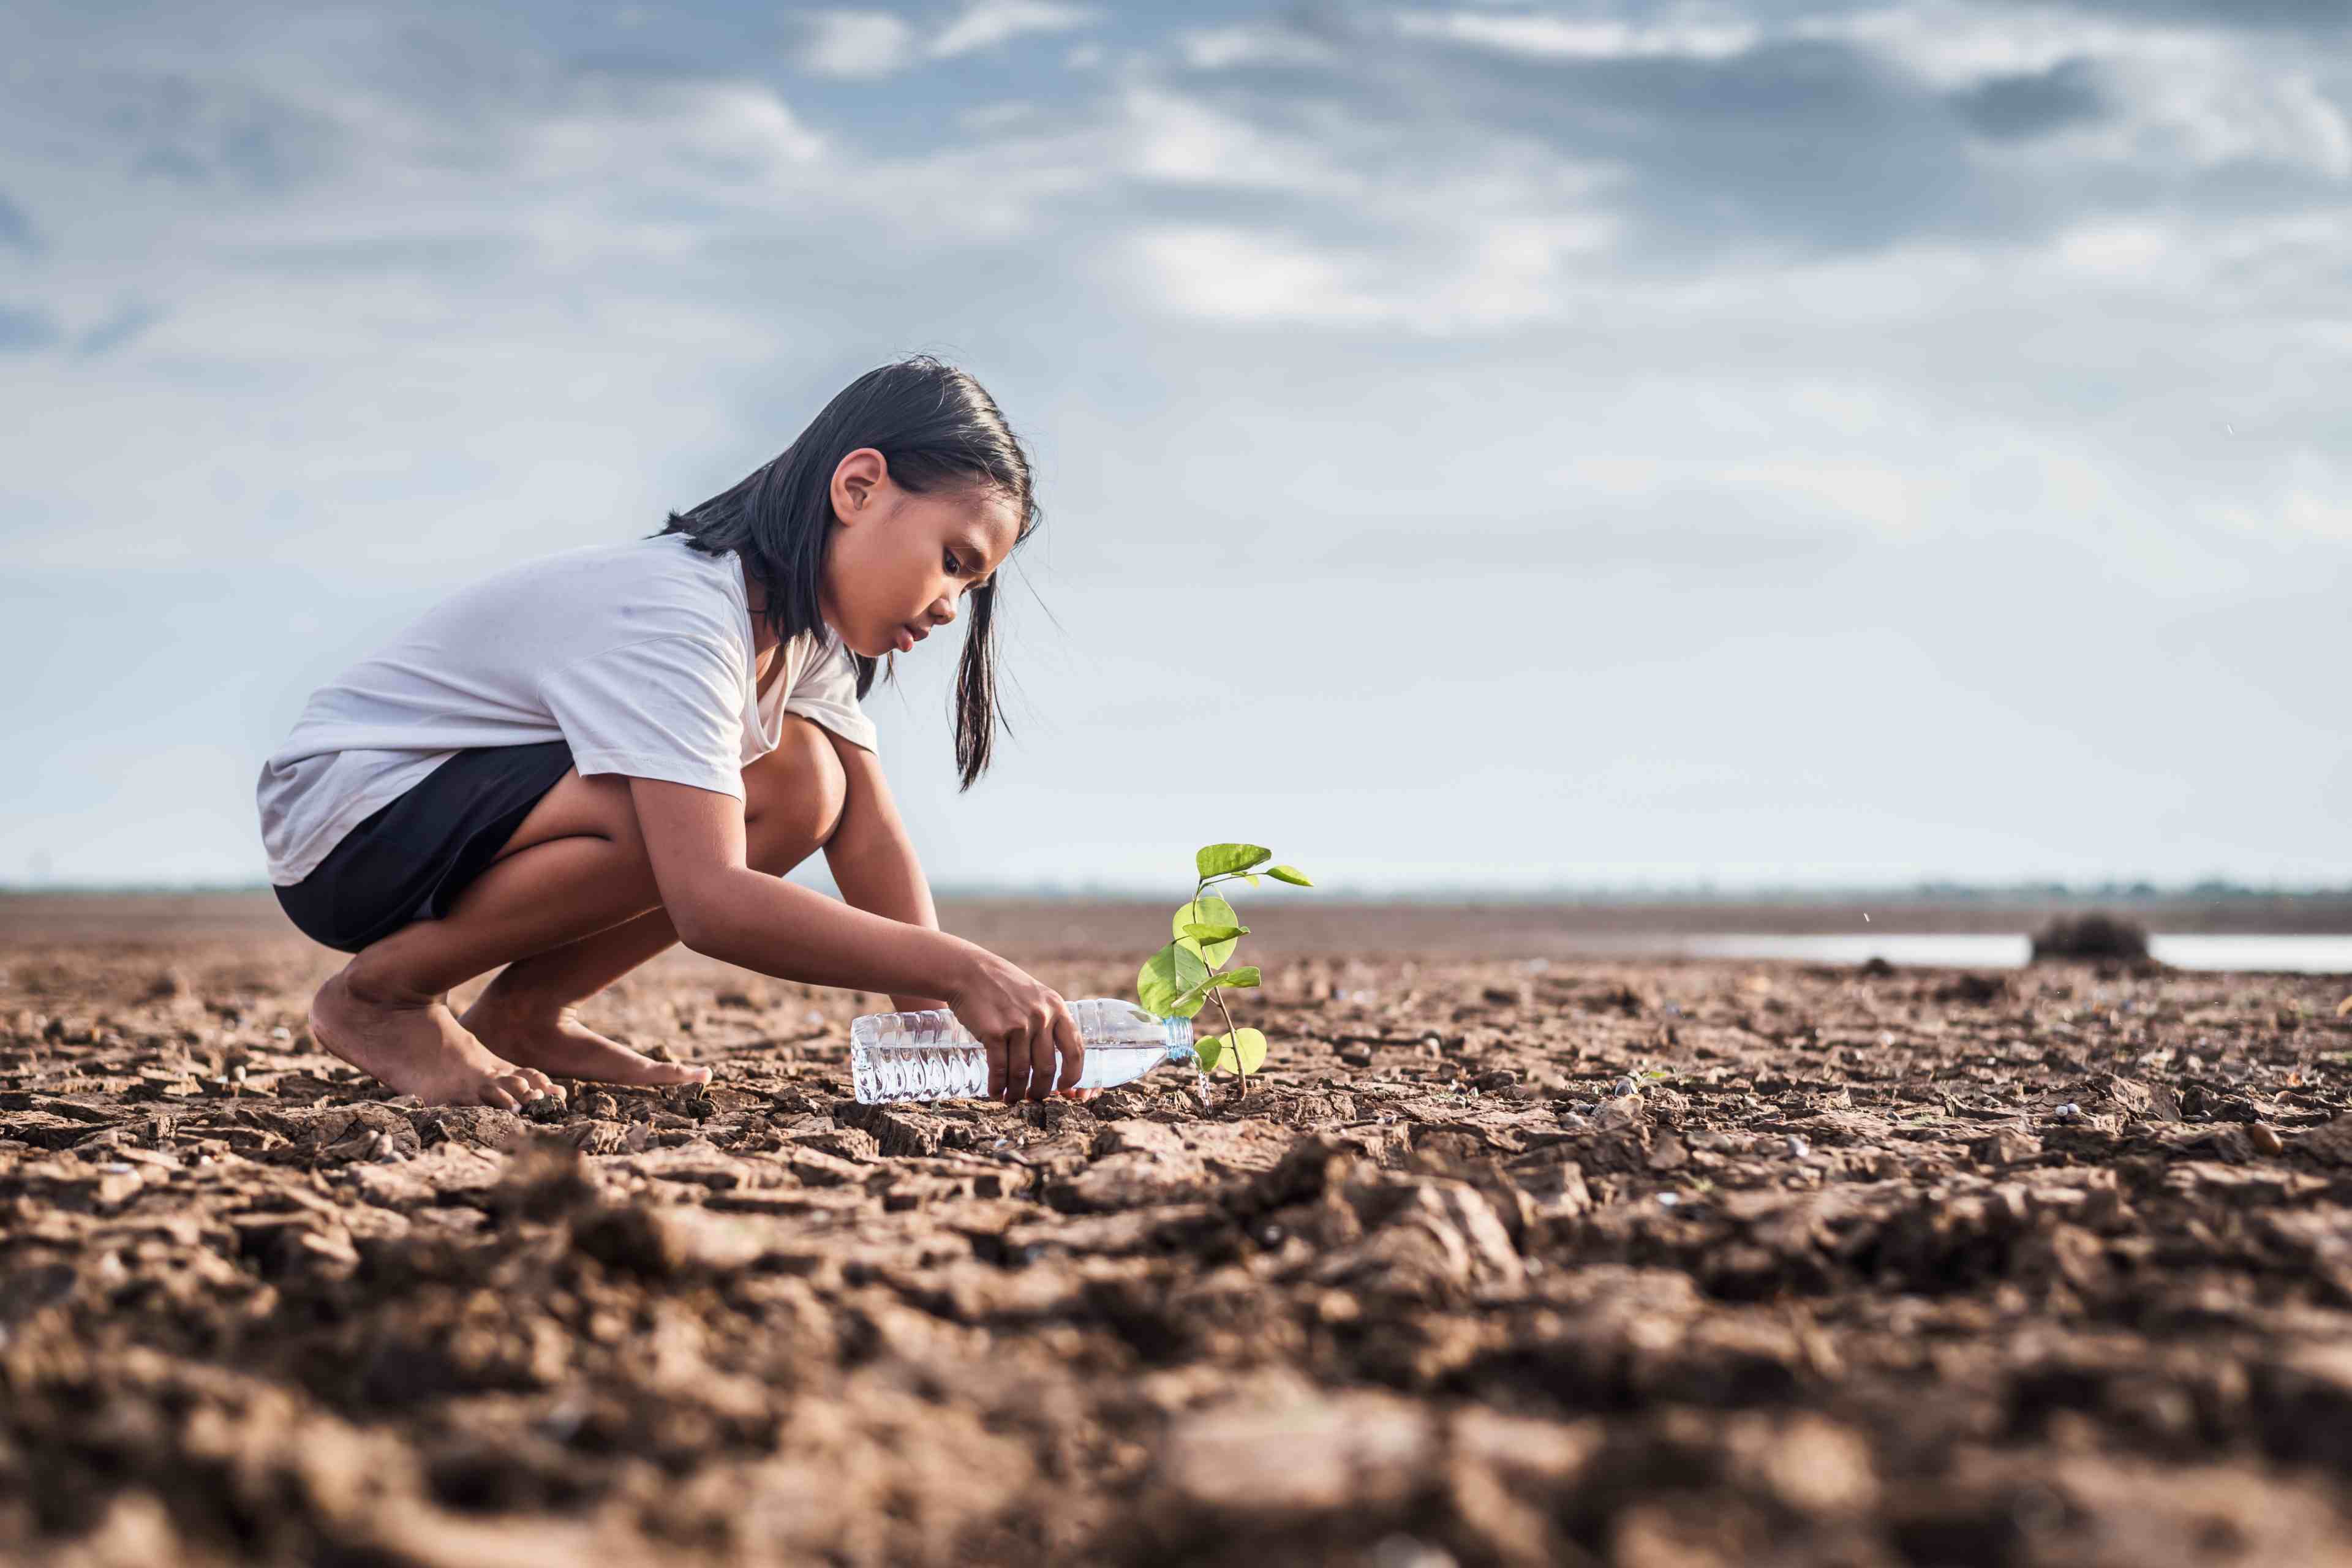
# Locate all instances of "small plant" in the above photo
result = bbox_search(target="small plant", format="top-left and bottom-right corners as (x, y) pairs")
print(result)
(1135, 842), (1313, 1094)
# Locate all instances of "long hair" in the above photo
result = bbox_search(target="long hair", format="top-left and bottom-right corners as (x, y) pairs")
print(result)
(651, 355), (1039, 790)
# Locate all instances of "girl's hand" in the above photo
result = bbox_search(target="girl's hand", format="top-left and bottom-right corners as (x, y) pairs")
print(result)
(946, 950), (1085, 1104)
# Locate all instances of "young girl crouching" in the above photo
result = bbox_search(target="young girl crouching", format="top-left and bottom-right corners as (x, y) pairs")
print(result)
(257, 355), (1092, 1110)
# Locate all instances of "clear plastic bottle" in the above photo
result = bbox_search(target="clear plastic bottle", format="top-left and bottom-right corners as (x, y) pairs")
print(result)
(850, 997), (1196, 1104)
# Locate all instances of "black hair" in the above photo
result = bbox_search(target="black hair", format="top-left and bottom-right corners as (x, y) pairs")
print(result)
(650, 354), (1038, 791)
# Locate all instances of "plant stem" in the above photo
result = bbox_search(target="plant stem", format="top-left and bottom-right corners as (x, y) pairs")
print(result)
(1209, 986), (1245, 1096)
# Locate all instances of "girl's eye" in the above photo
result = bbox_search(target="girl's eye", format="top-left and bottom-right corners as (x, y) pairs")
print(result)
(944, 551), (963, 576)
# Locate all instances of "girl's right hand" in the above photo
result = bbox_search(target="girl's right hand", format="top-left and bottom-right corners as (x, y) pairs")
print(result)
(947, 950), (1085, 1103)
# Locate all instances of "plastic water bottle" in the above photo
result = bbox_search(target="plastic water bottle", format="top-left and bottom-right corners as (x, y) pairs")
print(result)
(850, 997), (1196, 1104)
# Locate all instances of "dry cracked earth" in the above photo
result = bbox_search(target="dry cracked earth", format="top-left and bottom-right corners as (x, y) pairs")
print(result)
(6, 902), (2352, 1567)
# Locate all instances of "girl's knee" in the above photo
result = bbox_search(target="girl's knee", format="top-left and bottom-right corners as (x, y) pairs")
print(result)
(745, 717), (848, 849)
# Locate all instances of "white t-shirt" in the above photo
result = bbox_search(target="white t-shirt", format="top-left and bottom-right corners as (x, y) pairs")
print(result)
(257, 532), (878, 886)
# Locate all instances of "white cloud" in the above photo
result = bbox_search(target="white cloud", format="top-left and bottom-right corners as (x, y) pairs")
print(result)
(930, 1), (1099, 61)
(1123, 225), (1390, 325)
(1116, 85), (1366, 192)
(1794, 2), (2193, 87)
(1806, 2), (2352, 177)
(1176, 22), (1343, 70)
(519, 78), (826, 179)
(1720, 458), (1923, 531)
(1391, 7), (1761, 59)
(795, 9), (917, 79)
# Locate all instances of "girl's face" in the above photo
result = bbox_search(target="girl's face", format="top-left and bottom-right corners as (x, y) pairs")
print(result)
(819, 448), (1022, 660)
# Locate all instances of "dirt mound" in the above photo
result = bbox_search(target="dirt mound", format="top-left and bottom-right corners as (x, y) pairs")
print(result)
(6, 928), (2352, 1565)
(2031, 911), (2152, 963)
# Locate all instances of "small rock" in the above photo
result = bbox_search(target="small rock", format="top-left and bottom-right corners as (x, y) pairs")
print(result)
(1370, 1537), (1458, 1568)
(2054, 1102), (2082, 1123)
(1163, 1392), (1433, 1525)
(1612, 1076), (1641, 1099)
(1785, 1135), (1810, 1159)
(2249, 1123), (2284, 1156)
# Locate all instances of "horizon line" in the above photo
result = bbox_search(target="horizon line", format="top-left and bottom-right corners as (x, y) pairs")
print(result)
(5, 879), (2351, 902)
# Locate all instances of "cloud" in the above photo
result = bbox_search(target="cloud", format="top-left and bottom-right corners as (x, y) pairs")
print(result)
(1175, 21), (1344, 70)
(799, 1), (1099, 77)
(1391, 9), (1762, 59)
(0, 190), (36, 252)
(1950, 56), (2107, 140)
(0, 304), (62, 351)
(76, 302), (164, 356)
(795, 9), (917, 80)
(2051, 0), (2351, 30)
(931, 1), (1100, 61)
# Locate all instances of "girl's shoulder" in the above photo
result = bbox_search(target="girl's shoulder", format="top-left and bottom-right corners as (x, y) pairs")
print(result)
(451, 533), (750, 655)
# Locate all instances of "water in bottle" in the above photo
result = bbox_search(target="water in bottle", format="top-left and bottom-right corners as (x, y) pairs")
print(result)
(850, 997), (1196, 1104)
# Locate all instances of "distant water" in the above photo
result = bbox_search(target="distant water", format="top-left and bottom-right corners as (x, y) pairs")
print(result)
(1675, 933), (2352, 975)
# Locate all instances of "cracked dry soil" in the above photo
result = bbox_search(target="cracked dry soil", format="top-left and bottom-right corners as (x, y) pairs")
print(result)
(6, 908), (2352, 1567)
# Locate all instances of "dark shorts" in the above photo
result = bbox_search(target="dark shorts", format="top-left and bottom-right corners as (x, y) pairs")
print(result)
(274, 741), (576, 954)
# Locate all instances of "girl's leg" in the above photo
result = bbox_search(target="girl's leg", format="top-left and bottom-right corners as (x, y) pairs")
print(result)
(309, 718), (844, 1107)
(456, 728), (850, 1086)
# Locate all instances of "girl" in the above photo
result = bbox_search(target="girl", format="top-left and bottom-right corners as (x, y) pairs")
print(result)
(257, 355), (1093, 1110)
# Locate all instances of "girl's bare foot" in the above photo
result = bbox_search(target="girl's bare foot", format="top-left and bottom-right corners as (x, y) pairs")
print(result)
(459, 995), (712, 1089)
(309, 965), (556, 1110)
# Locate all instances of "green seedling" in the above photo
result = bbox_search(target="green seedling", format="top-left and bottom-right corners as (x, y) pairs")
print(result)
(1136, 842), (1313, 1095)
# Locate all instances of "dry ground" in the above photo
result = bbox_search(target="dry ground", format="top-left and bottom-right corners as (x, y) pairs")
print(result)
(6, 897), (2352, 1566)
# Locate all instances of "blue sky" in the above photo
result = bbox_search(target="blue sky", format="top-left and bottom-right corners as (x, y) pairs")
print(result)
(1, 0), (2347, 893)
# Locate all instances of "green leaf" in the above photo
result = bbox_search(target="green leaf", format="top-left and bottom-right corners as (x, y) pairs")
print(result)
(1267, 864), (1313, 887)
(1166, 984), (1215, 1020)
(1180, 922), (1249, 944)
(1196, 1033), (1224, 1072)
(1243, 873), (1264, 886)
(1229, 1027), (1268, 1074)
(1169, 965), (1260, 1017)
(1196, 843), (1272, 878)
(1137, 943), (1210, 1016)
(1174, 895), (1240, 967)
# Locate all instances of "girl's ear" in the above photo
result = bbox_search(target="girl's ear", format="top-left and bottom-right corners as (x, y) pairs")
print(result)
(831, 447), (888, 526)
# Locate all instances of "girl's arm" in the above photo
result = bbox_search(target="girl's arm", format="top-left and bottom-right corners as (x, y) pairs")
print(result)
(631, 774), (1083, 1098)
(821, 733), (952, 1014)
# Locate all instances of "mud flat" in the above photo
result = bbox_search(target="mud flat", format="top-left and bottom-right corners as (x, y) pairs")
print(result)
(6, 901), (2352, 1566)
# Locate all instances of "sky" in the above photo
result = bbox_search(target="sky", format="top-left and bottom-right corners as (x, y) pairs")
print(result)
(1, 0), (2347, 896)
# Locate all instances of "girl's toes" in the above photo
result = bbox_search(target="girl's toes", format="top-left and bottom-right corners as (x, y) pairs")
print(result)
(481, 1080), (520, 1111)
(516, 1066), (560, 1098)
(494, 1071), (542, 1103)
